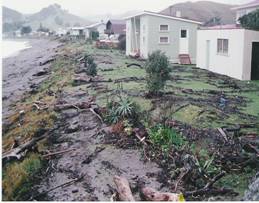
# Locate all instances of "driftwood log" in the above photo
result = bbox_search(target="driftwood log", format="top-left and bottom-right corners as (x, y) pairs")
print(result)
(126, 63), (143, 69)
(39, 58), (55, 66)
(2, 133), (48, 164)
(113, 176), (181, 201)
(140, 187), (180, 201)
(113, 176), (135, 201)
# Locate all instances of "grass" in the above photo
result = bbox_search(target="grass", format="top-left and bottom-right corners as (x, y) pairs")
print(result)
(3, 42), (258, 200)
(215, 167), (257, 198)
(2, 44), (78, 200)
(2, 153), (42, 200)
(239, 91), (259, 116)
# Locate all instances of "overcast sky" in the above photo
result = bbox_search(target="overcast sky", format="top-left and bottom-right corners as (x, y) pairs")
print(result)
(3, 0), (251, 16)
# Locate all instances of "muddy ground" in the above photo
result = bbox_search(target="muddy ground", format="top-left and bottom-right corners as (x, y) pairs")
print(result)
(2, 40), (259, 201)
(33, 89), (165, 201)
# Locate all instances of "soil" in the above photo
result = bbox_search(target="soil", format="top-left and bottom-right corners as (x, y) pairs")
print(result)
(2, 40), (258, 201)
(33, 89), (166, 201)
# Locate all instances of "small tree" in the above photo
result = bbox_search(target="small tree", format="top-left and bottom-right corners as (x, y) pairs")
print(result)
(21, 26), (32, 35)
(145, 50), (171, 95)
(118, 34), (126, 51)
(239, 9), (259, 30)
(91, 31), (99, 40)
(84, 55), (97, 76)
(37, 23), (49, 33)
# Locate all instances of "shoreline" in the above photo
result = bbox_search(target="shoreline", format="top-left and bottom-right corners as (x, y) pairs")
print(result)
(2, 38), (62, 119)
(2, 39), (32, 59)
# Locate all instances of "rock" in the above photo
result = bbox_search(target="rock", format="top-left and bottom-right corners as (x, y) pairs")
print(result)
(33, 69), (48, 76)
(243, 173), (259, 201)
(72, 188), (79, 193)
(66, 120), (80, 133)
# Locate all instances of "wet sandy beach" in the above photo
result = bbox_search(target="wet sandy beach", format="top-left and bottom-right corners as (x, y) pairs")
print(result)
(2, 39), (61, 119)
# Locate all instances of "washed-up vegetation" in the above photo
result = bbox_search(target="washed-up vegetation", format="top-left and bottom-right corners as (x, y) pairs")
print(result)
(2, 41), (259, 201)
(79, 44), (259, 200)
(2, 43), (80, 200)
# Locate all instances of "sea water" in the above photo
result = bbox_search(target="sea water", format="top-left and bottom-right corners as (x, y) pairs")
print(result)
(2, 40), (31, 58)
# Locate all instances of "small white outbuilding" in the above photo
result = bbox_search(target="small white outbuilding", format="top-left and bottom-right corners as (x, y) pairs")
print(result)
(197, 0), (259, 81)
(197, 26), (259, 80)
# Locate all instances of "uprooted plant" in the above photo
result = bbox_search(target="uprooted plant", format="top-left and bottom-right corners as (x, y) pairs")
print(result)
(145, 50), (171, 95)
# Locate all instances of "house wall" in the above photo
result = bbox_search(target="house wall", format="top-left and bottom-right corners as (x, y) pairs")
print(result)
(126, 19), (132, 55)
(85, 29), (90, 39)
(139, 15), (149, 58)
(71, 30), (80, 36)
(145, 15), (199, 63)
(126, 17), (142, 56)
(196, 29), (246, 80)
(96, 24), (106, 35)
(243, 30), (259, 80)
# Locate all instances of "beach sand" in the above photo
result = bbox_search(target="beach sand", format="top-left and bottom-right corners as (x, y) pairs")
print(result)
(2, 39), (61, 119)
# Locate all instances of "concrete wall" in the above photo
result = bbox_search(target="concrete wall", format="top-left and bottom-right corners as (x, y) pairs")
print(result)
(197, 29), (246, 80)
(243, 30), (259, 80)
(145, 15), (198, 63)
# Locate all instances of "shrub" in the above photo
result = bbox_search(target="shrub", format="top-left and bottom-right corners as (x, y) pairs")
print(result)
(239, 9), (259, 30)
(21, 26), (32, 35)
(84, 55), (97, 76)
(144, 50), (171, 94)
(148, 125), (186, 152)
(118, 34), (126, 51)
(91, 31), (99, 40)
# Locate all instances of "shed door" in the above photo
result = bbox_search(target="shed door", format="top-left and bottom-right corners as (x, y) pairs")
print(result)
(251, 42), (259, 80)
(179, 29), (189, 54)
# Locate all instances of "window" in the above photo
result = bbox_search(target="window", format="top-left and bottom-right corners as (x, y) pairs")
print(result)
(217, 39), (229, 54)
(143, 36), (145, 44)
(159, 36), (169, 44)
(181, 30), (187, 38)
(160, 25), (169, 31)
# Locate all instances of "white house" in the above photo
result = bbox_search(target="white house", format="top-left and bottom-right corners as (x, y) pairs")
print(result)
(85, 22), (106, 40)
(196, 1), (259, 80)
(56, 28), (68, 37)
(69, 27), (85, 40)
(125, 11), (202, 63)
(232, 0), (259, 23)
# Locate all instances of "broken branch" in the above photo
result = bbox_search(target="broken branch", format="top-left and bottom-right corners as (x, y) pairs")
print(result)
(113, 176), (135, 201)
(140, 187), (180, 201)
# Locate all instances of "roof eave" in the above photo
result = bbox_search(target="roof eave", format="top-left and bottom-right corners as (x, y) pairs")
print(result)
(231, 3), (259, 10)
(124, 11), (203, 25)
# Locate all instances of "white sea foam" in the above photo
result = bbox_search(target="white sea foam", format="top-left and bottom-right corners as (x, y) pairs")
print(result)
(2, 40), (31, 58)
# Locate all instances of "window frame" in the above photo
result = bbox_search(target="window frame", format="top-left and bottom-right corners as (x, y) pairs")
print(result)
(159, 24), (169, 32)
(180, 29), (188, 38)
(159, 36), (170, 44)
(217, 38), (229, 55)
